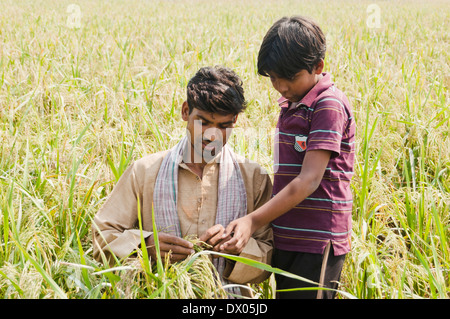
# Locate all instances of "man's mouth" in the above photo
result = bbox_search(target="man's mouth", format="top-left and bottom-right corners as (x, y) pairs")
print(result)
(202, 141), (216, 149)
(202, 140), (222, 152)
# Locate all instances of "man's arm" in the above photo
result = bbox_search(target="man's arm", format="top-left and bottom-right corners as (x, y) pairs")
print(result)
(220, 149), (331, 253)
(93, 152), (194, 265)
(92, 162), (146, 264)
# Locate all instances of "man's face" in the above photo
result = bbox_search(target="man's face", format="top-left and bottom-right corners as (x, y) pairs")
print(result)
(181, 101), (237, 163)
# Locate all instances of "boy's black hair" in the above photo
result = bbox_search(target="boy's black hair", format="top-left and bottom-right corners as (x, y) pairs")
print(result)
(257, 16), (326, 79)
(186, 66), (247, 115)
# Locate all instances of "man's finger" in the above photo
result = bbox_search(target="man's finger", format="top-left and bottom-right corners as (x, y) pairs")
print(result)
(160, 242), (194, 256)
(221, 223), (236, 239)
(160, 233), (194, 249)
(211, 235), (232, 251)
(169, 253), (190, 263)
(219, 236), (238, 251)
(207, 228), (228, 247)
(199, 224), (222, 243)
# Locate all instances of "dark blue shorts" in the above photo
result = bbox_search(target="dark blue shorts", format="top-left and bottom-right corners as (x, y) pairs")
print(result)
(272, 242), (346, 299)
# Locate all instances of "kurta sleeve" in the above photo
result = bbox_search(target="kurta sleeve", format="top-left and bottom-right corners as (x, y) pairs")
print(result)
(92, 162), (152, 264)
(223, 166), (274, 284)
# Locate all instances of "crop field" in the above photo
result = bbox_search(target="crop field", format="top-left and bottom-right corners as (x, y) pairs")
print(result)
(0, 0), (449, 299)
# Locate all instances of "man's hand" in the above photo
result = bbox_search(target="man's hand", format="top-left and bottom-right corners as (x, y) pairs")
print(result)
(219, 215), (254, 254)
(199, 224), (242, 255)
(146, 232), (194, 263)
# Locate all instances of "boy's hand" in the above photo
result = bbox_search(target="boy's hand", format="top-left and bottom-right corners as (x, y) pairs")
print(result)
(219, 215), (254, 254)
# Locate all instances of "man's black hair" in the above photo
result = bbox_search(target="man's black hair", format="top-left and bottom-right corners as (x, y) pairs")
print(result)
(257, 16), (326, 79)
(186, 66), (247, 115)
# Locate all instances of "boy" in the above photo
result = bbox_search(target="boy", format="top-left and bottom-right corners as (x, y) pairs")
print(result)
(221, 16), (356, 299)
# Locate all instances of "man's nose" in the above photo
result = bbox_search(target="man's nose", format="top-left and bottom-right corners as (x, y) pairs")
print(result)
(204, 127), (221, 141)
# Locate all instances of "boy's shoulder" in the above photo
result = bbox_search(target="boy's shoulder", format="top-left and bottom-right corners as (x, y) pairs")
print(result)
(297, 73), (350, 109)
(313, 77), (351, 109)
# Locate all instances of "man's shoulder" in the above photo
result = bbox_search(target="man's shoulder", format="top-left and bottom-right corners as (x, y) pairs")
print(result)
(232, 152), (270, 177)
(133, 150), (170, 173)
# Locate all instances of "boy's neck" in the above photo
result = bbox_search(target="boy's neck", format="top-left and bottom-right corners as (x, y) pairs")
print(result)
(315, 73), (323, 84)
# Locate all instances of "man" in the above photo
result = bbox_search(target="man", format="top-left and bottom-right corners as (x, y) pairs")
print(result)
(92, 66), (273, 297)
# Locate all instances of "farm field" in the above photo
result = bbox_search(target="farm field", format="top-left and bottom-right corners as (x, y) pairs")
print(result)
(0, 0), (449, 299)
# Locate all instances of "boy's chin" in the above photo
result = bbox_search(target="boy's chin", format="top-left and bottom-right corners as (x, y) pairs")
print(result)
(285, 96), (300, 103)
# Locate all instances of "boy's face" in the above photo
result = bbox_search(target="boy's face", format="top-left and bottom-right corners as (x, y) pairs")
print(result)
(268, 60), (324, 103)
(181, 101), (237, 164)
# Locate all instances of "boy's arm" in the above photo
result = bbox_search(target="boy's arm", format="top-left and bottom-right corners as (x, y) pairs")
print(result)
(220, 149), (331, 252)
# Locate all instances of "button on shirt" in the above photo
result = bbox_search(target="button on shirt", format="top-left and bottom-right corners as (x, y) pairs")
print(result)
(272, 73), (356, 256)
(177, 161), (223, 237)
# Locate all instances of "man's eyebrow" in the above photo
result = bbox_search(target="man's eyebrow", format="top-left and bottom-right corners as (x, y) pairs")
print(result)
(219, 120), (236, 126)
(196, 114), (211, 122)
(196, 114), (236, 126)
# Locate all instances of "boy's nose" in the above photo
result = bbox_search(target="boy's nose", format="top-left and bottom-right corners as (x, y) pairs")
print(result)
(275, 79), (289, 96)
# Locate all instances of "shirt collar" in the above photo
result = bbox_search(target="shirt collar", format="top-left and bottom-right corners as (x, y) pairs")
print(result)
(277, 72), (333, 109)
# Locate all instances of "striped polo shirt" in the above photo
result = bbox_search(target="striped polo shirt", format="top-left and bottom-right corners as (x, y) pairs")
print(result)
(272, 72), (355, 256)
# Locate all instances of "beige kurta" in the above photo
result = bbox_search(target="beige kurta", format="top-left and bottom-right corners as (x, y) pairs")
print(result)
(92, 149), (273, 284)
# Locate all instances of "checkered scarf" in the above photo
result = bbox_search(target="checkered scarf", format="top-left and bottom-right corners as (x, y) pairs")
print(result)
(153, 136), (247, 295)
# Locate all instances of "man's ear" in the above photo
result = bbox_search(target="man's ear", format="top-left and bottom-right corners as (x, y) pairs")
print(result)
(181, 101), (189, 121)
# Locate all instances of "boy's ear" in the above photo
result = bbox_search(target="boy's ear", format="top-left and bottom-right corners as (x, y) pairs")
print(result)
(181, 101), (189, 121)
(314, 59), (324, 74)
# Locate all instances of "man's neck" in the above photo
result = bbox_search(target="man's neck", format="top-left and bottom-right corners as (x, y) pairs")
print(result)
(184, 162), (205, 179)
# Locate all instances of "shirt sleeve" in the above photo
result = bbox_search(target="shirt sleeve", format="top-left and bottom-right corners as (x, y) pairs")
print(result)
(92, 162), (152, 264)
(307, 97), (349, 158)
(223, 167), (274, 284)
